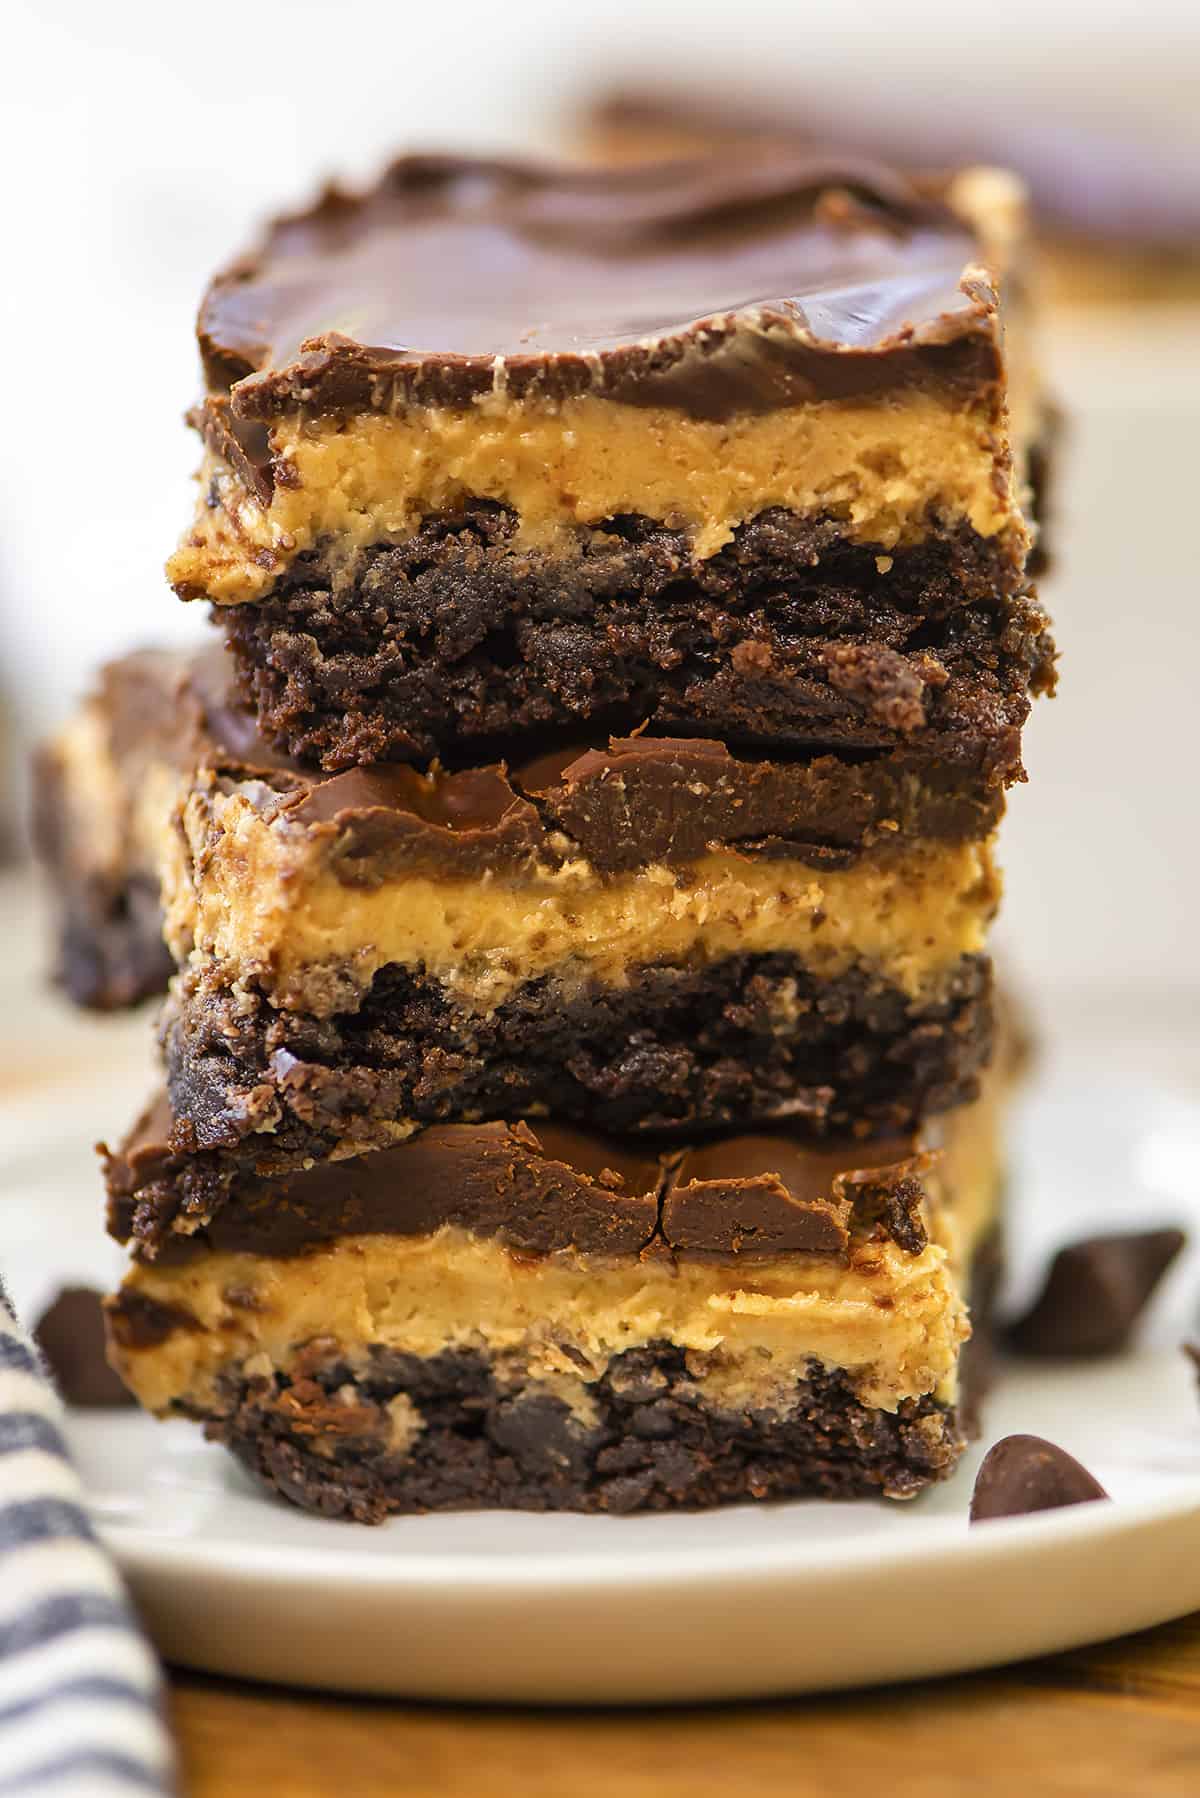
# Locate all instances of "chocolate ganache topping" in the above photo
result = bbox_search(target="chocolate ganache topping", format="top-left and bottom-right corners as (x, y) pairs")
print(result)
(195, 151), (1002, 426)
(105, 1098), (938, 1267)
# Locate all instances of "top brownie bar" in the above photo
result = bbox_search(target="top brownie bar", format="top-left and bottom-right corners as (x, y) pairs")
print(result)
(169, 152), (1052, 771)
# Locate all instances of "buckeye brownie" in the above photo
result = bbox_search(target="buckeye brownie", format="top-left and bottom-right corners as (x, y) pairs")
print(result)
(168, 152), (1053, 772)
(105, 1067), (1005, 1520)
(127, 651), (1001, 1207)
(38, 648), (999, 1158)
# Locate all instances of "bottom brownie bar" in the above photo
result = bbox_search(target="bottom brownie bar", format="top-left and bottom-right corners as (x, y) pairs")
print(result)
(105, 1072), (1004, 1520)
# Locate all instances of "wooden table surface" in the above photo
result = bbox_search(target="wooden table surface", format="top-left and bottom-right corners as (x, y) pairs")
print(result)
(167, 1612), (1200, 1796)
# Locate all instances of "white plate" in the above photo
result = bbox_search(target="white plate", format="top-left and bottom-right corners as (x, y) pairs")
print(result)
(60, 1348), (1200, 1703)
(6, 1027), (1200, 1702)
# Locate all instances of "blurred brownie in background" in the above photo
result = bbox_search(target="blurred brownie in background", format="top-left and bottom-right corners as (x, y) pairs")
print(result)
(584, 84), (1200, 307)
(30, 646), (268, 1009)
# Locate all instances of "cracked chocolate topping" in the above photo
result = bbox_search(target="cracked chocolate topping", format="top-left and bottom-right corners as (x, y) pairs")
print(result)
(663, 1137), (930, 1259)
(105, 1095), (938, 1288)
(195, 151), (1002, 430)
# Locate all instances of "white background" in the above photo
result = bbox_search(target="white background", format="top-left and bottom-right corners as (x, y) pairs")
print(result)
(1, 0), (1198, 998)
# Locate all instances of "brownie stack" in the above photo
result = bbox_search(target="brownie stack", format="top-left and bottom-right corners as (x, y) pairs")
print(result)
(44, 151), (1055, 1519)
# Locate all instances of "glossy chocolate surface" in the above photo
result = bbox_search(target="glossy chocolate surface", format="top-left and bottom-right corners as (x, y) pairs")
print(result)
(196, 152), (1001, 424)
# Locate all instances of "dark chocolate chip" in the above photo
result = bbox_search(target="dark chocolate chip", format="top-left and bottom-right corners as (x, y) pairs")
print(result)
(969, 1434), (1108, 1522)
(1007, 1229), (1186, 1358)
(488, 1392), (592, 1481)
(33, 1285), (135, 1408)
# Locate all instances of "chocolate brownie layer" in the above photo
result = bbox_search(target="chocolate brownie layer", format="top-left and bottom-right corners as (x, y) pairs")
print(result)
(210, 1346), (966, 1519)
(158, 952), (993, 1196)
(217, 506), (1054, 772)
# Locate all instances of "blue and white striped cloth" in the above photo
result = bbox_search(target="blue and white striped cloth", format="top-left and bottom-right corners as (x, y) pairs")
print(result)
(0, 1284), (175, 1797)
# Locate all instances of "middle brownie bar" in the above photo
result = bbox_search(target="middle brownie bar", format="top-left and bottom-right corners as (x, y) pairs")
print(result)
(96, 647), (1001, 1214)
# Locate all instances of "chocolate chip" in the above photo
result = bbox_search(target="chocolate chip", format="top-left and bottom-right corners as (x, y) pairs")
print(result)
(33, 1285), (135, 1408)
(488, 1392), (592, 1480)
(970, 1434), (1108, 1522)
(1007, 1229), (1185, 1357)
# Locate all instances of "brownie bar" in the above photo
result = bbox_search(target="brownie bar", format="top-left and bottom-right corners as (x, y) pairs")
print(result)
(89, 634), (997, 1171)
(35, 652), (1002, 1166)
(167, 152), (1050, 770)
(106, 1092), (1004, 1517)
(162, 746), (1000, 1188)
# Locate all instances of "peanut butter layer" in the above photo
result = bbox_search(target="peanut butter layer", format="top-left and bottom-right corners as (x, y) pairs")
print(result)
(109, 1205), (974, 1423)
(170, 390), (1022, 606)
(167, 780), (1001, 1013)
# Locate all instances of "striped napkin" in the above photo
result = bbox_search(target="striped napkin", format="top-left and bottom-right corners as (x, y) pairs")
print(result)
(0, 1283), (175, 1797)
